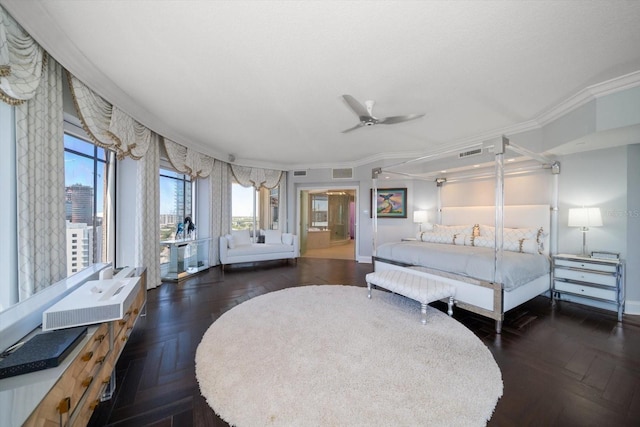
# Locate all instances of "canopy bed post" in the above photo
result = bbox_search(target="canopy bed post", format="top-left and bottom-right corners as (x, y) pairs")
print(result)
(372, 167), (381, 257)
(550, 162), (561, 255)
(493, 136), (507, 334)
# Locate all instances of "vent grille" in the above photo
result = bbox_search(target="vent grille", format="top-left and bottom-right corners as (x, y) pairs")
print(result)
(332, 168), (353, 179)
(458, 148), (483, 158)
(293, 170), (307, 177)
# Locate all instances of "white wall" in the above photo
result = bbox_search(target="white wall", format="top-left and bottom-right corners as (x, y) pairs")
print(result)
(626, 143), (640, 314)
(115, 157), (137, 268)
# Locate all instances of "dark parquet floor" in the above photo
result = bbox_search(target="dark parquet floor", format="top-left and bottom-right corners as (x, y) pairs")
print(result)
(88, 258), (640, 427)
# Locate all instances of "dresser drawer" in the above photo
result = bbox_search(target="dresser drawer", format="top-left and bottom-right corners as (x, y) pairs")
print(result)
(554, 258), (617, 273)
(554, 281), (617, 302)
(554, 268), (617, 287)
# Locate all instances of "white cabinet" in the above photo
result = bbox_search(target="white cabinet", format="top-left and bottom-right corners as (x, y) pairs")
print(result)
(552, 254), (625, 321)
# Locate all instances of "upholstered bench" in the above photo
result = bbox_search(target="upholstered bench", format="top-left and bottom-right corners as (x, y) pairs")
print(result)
(366, 270), (455, 324)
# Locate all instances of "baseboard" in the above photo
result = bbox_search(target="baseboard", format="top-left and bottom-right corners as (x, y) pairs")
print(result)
(357, 256), (373, 264)
(624, 299), (640, 315)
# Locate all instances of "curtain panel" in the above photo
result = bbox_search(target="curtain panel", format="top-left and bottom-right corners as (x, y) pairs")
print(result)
(208, 160), (232, 265)
(0, 5), (45, 105)
(135, 133), (161, 289)
(230, 164), (283, 189)
(163, 138), (214, 179)
(67, 72), (151, 160)
(15, 54), (66, 300)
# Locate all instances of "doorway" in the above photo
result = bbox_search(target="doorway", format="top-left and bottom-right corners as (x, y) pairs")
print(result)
(298, 187), (357, 260)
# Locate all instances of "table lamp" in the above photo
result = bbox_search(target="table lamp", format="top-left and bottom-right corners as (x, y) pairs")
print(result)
(568, 207), (602, 257)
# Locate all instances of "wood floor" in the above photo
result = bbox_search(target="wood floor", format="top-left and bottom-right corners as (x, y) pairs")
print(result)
(88, 258), (640, 426)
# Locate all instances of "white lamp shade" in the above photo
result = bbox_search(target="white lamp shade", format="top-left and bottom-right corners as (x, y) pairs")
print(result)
(568, 207), (603, 227)
(413, 210), (428, 223)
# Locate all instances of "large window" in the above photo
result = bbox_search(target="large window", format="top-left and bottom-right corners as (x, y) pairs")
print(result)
(159, 168), (193, 262)
(64, 133), (111, 276)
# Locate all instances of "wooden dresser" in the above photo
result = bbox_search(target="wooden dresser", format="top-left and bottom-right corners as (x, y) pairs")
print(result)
(0, 268), (146, 427)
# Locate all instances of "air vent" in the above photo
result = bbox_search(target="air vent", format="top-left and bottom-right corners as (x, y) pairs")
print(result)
(332, 168), (353, 179)
(293, 170), (307, 177)
(458, 148), (483, 158)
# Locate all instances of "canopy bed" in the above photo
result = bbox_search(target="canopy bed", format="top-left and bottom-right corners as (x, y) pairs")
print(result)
(371, 136), (560, 333)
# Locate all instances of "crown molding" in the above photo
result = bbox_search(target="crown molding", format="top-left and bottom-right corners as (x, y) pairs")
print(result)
(536, 70), (640, 126)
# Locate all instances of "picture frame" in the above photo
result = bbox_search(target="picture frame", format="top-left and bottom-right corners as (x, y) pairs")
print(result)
(370, 188), (407, 218)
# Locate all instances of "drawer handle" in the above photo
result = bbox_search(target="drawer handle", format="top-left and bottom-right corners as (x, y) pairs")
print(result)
(81, 351), (94, 362)
(82, 376), (94, 388)
(90, 399), (100, 410)
(94, 334), (105, 343)
(57, 396), (71, 414)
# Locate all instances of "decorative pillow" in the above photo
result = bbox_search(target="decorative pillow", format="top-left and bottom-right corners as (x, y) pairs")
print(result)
(231, 229), (251, 246)
(264, 229), (282, 244)
(472, 236), (493, 248)
(282, 233), (294, 245)
(520, 239), (541, 254)
(479, 225), (542, 242)
(453, 234), (472, 246)
(472, 224), (480, 237)
(433, 224), (474, 235)
(419, 232), (456, 244)
(225, 234), (235, 249)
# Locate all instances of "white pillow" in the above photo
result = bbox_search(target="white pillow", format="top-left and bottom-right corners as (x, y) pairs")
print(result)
(225, 234), (235, 249)
(432, 224), (474, 235)
(264, 229), (282, 244)
(231, 229), (251, 246)
(282, 233), (294, 245)
(419, 232), (456, 244)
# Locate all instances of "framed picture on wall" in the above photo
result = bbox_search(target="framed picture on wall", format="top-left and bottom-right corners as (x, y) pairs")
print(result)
(370, 188), (407, 218)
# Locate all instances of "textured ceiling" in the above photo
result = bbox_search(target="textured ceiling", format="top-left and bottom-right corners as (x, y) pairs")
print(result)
(3, 0), (640, 170)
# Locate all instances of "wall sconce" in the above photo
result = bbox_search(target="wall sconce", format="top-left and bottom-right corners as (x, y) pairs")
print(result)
(568, 207), (603, 257)
(413, 210), (429, 232)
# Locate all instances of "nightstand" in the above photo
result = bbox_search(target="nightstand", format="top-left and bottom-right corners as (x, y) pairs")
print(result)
(552, 254), (625, 321)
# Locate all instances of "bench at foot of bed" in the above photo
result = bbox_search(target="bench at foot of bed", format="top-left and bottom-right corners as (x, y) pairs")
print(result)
(366, 270), (456, 324)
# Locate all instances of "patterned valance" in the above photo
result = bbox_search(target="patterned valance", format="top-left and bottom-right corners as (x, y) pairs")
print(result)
(0, 6), (45, 105)
(163, 138), (215, 179)
(230, 164), (283, 189)
(67, 72), (151, 160)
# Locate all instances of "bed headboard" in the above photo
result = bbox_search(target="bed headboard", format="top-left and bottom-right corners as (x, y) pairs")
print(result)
(441, 205), (551, 254)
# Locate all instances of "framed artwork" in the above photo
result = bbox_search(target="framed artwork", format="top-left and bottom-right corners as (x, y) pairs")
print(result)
(371, 188), (407, 218)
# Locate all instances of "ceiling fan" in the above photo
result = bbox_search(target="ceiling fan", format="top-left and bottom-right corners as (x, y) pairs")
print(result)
(341, 94), (425, 133)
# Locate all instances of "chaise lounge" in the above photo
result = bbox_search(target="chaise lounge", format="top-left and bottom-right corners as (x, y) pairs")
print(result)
(219, 229), (299, 269)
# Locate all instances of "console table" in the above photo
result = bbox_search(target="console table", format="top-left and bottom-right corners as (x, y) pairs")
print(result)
(0, 268), (147, 426)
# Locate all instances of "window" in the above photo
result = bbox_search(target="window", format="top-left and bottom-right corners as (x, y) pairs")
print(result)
(232, 182), (280, 235)
(64, 133), (112, 277)
(159, 168), (194, 264)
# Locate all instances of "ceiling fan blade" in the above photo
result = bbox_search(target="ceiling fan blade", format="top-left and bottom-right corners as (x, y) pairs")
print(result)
(342, 95), (371, 119)
(341, 122), (365, 133)
(378, 113), (425, 125)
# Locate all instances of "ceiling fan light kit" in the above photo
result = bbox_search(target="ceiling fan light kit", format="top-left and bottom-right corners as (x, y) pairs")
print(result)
(341, 94), (425, 133)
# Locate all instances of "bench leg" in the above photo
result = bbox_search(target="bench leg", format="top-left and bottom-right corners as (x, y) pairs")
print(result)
(447, 296), (454, 317)
(421, 302), (427, 325)
(367, 282), (372, 299)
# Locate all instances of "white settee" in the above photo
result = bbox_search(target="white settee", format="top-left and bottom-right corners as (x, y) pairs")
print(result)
(219, 229), (299, 268)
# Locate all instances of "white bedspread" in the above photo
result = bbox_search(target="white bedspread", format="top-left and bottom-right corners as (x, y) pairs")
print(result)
(375, 241), (550, 290)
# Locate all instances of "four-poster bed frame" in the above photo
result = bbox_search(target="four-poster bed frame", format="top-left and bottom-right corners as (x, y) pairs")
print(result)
(371, 136), (561, 333)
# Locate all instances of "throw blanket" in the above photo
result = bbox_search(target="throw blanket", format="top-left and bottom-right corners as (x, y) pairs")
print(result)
(376, 241), (550, 290)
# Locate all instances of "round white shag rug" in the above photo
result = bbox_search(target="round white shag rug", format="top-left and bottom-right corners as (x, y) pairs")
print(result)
(195, 285), (503, 427)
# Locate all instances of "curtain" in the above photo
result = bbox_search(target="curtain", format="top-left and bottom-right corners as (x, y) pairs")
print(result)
(135, 133), (161, 289)
(230, 164), (282, 189)
(279, 172), (288, 232)
(67, 72), (150, 160)
(164, 138), (214, 179)
(0, 6), (44, 105)
(15, 54), (66, 300)
(209, 160), (232, 265)
(102, 150), (117, 264)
